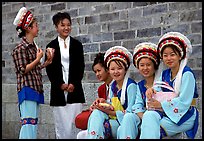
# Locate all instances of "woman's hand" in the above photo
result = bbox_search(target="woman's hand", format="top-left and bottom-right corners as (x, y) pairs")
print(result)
(41, 48), (55, 68)
(95, 103), (114, 114)
(89, 98), (106, 111)
(145, 87), (157, 100)
(67, 83), (75, 92)
(147, 98), (163, 112)
(36, 48), (44, 62)
(60, 83), (69, 91)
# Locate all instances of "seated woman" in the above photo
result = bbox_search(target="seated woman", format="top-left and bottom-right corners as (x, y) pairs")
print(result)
(117, 42), (160, 139)
(86, 46), (138, 139)
(141, 32), (199, 139)
(76, 52), (112, 139)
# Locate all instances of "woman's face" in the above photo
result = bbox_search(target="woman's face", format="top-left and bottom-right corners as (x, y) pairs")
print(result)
(28, 21), (39, 37)
(55, 18), (71, 40)
(138, 57), (156, 78)
(109, 60), (126, 82)
(162, 46), (181, 69)
(93, 63), (109, 82)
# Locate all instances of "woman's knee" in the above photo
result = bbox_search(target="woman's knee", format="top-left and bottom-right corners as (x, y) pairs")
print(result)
(123, 113), (140, 124)
(90, 109), (103, 116)
(89, 109), (107, 122)
(143, 111), (161, 120)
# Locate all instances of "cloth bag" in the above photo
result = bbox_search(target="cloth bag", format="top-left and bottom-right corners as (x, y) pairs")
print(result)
(147, 81), (178, 110)
(75, 109), (92, 130)
(152, 81), (178, 102)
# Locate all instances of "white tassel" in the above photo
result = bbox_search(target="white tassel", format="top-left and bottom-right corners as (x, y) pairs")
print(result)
(174, 58), (187, 95)
(120, 69), (130, 105)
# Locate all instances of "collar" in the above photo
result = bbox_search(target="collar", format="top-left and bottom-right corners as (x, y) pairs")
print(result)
(58, 35), (70, 43)
(22, 36), (34, 47)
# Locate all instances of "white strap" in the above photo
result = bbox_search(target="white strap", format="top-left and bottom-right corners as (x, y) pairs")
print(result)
(153, 81), (175, 92)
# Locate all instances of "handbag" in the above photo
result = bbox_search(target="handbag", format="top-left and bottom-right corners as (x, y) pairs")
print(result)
(75, 109), (92, 130)
(147, 81), (178, 110)
(152, 81), (178, 102)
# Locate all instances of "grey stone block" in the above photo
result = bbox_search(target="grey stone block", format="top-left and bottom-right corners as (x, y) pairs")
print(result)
(5, 103), (19, 122)
(2, 84), (18, 103)
(51, 3), (66, 11)
(143, 4), (167, 16)
(180, 10), (202, 22)
(100, 12), (119, 22)
(137, 27), (161, 37)
(114, 30), (135, 40)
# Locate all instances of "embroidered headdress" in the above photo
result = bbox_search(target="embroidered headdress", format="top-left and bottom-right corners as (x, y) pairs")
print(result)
(158, 32), (192, 59)
(104, 46), (132, 69)
(157, 32), (192, 94)
(104, 46), (132, 105)
(13, 7), (33, 29)
(133, 42), (159, 68)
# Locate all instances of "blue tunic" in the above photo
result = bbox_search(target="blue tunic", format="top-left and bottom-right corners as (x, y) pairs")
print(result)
(87, 78), (138, 139)
(140, 66), (199, 139)
(160, 66), (199, 138)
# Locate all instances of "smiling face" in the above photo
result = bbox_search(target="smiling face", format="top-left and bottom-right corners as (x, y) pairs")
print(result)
(93, 63), (110, 82)
(138, 57), (156, 79)
(55, 18), (71, 40)
(109, 60), (126, 83)
(162, 46), (181, 69)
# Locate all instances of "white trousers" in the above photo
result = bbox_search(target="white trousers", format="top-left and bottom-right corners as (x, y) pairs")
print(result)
(53, 103), (82, 139)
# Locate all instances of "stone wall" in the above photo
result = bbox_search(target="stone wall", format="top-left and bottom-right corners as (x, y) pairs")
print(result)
(2, 2), (202, 139)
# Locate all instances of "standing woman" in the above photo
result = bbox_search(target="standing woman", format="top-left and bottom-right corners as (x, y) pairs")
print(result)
(141, 32), (199, 139)
(12, 7), (53, 139)
(117, 42), (160, 139)
(45, 12), (85, 139)
(86, 46), (138, 139)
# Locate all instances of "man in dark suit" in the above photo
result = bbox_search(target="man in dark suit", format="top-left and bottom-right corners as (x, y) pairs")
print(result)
(45, 12), (85, 139)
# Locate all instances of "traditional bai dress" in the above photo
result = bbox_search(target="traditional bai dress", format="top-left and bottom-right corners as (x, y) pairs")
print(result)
(87, 78), (137, 139)
(12, 7), (44, 139)
(118, 42), (161, 139)
(87, 46), (137, 139)
(140, 32), (199, 139)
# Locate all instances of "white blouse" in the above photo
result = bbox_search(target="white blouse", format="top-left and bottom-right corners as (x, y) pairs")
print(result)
(58, 36), (70, 96)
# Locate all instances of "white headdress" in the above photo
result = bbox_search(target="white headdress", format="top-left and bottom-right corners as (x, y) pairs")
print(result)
(133, 42), (159, 68)
(104, 46), (132, 105)
(13, 7), (33, 29)
(133, 42), (162, 83)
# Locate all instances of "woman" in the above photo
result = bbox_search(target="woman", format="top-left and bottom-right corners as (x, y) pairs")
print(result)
(86, 46), (138, 139)
(76, 52), (113, 139)
(117, 42), (160, 139)
(45, 12), (85, 139)
(141, 32), (199, 139)
(12, 7), (53, 139)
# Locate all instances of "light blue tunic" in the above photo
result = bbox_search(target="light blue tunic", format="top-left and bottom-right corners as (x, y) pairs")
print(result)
(117, 81), (143, 139)
(117, 79), (152, 139)
(140, 66), (199, 139)
(86, 78), (137, 139)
